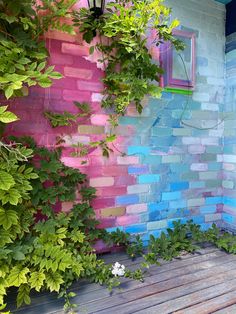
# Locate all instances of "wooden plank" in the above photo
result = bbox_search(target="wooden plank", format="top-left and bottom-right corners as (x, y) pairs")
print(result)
(77, 257), (236, 313)
(213, 303), (236, 314)
(134, 278), (236, 314)
(174, 290), (236, 314)
(76, 258), (236, 307)
(72, 248), (226, 298)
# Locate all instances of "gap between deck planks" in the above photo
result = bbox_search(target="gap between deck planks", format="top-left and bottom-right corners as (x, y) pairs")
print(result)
(8, 246), (236, 314)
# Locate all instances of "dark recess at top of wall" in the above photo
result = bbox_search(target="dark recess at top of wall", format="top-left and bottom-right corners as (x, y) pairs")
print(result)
(226, 0), (236, 36)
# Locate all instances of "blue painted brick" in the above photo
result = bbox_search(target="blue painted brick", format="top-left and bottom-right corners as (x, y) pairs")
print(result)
(128, 146), (151, 156)
(200, 205), (217, 214)
(125, 224), (147, 234)
(116, 194), (139, 205)
(190, 181), (205, 189)
(205, 196), (223, 205)
(128, 165), (149, 174)
(162, 191), (182, 201)
(170, 182), (189, 191)
(148, 202), (169, 212)
(223, 197), (236, 207)
(106, 226), (124, 233)
(192, 215), (205, 225)
(138, 174), (160, 184)
(222, 213), (235, 224)
(169, 200), (187, 209)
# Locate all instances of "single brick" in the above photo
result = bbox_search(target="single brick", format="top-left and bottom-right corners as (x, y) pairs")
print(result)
(62, 43), (89, 56)
(147, 220), (167, 230)
(224, 197), (236, 207)
(138, 174), (160, 184)
(92, 93), (103, 102)
(190, 163), (208, 171)
(125, 223), (147, 234)
(205, 213), (221, 222)
(199, 171), (218, 180)
(169, 200), (187, 209)
(126, 203), (147, 214)
(117, 156), (139, 165)
(162, 191), (182, 201)
(78, 125), (104, 134)
(116, 194), (139, 206)
(199, 205), (217, 214)
(222, 213), (235, 224)
(223, 180), (234, 189)
(90, 114), (109, 126)
(128, 146), (151, 156)
(127, 184), (149, 194)
(190, 181), (205, 189)
(128, 165), (149, 174)
(162, 155), (181, 163)
(173, 128), (192, 136)
(205, 196), (223, 205)
(101, 207), (126, 217)
(64, 67), (93, 79)
(63, 90), (91, 102)
(116, 215), (140, 226)
(170, 182), (189, 191)
(90, 177), (114, 187)
(187, 198), (205, 207)
(188, 145), (206, 154)
(78, 81), (103, 92)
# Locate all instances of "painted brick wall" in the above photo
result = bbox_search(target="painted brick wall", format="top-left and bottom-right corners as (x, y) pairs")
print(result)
(6, 0), (226, 243)
(222, 0), (236, 230)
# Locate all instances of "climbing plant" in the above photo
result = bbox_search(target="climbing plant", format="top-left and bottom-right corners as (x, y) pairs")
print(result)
(73, 0), (184, 115)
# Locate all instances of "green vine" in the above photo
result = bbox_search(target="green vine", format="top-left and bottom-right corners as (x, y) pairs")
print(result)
(73, 0), (184, 115)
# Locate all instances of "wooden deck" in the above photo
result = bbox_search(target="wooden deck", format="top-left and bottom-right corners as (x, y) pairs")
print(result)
(7, 245), (236, 314)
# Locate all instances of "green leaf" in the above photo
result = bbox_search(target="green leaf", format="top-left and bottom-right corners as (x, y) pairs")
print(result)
(29, 272), (45, 292)
(0, 171), (15, 190)
(7, 266), (29, 287)
(0, 111), (18, 123)
(49, 72), (62, 79)
(0, 208), (18, 230)
(38, 78), (52, 88)
(37, 62), (46, 71)
(16, 284), (31, 308)
(4, 86), (14, 99)
(45, 272), (63, 292)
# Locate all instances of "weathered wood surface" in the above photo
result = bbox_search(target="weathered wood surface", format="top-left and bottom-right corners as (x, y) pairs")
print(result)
(7, 246), (236, 314)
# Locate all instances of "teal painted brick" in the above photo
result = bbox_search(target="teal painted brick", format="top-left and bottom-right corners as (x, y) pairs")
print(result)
(181, 172), (199, 180)
(190, 181), (206, 189)
(172, 110), (192, 119)
(151, 127), (172, 137)
(138, 174), (160, 184)
(199, 171), (218, 180)
(162, 155), (181, 163)
(128, 146), (150, 156)
(173, 128), (192, 136)
(169, 200), (187, 209)
(208, 162), (222, 171)
(142, 155), (162, 165)
(207, 180), (222, 188)
(187, 198), (205, 207)
(162, 191), (182, 201)
(147, 220), (167, 230)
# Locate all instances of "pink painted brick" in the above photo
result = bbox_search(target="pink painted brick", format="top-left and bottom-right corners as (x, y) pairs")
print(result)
(190, 163), (208, 171)
(126, 203), (148, 214)
(92, 198), (115, 209)
(91, 93), (103, 102)
(98, 218), (116, 229)
(61, 157), (90, 167)
(115, 176), (136, 185)
(63, 90), (91, 102)
(223, 163), (235, 171)
(116, 215), (140, 226)
(77, 81), (103, 92)
(117, 156), (139, 165)
(90, 114), (109, 126)
(62, 43), (89, 56)
(64, 67), (93, 79)
(102, 166), (128, 176)
(50, 53), (73, 65)
(96, 187), (127, 197)
(188, 145), (206, 154)
(52, 78), (77, 90)
(90, 177), (115, 187)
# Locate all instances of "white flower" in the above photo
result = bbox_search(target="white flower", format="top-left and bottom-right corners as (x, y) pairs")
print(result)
(111, 262), (126, 277)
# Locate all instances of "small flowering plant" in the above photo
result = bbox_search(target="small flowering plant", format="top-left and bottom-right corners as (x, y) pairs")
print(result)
(111, 262), (126, 277)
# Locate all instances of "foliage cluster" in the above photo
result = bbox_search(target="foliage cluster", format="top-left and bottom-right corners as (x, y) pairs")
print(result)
(0, 0), (77, 99)
(74, 0), (184, 115)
